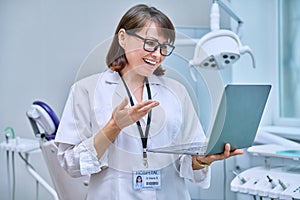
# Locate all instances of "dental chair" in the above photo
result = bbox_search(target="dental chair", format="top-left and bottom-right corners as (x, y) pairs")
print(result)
(26, 101), (89, 200)
(25, 38), (111, 199)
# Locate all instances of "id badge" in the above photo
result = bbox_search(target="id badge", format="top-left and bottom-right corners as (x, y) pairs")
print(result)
(133, 169), (161, 190)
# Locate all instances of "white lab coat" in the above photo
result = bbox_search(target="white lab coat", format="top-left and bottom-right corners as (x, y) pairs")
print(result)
(55, 69), (211, 200)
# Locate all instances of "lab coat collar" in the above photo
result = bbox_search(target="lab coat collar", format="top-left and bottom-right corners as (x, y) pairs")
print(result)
(104, 69), (162, 84)
(103, 69), (163, 97)
(103, 69), (120, 84)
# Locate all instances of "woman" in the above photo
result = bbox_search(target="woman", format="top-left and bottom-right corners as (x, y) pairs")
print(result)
(55, 4), (243, 200)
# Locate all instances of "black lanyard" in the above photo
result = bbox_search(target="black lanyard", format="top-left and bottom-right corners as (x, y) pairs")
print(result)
(119, 74), (152, 167)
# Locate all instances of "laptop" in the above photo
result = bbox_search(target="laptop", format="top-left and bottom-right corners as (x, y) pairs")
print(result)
(147, 84), (271, 156)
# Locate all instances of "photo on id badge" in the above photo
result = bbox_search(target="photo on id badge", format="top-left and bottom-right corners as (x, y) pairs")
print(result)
(133, 169), (161, 190)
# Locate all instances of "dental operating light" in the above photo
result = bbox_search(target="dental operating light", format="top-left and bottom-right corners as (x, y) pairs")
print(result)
(189, 0), (255, 72)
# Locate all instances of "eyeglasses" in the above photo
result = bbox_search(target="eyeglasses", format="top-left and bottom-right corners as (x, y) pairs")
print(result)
(126, 31), (175, 56)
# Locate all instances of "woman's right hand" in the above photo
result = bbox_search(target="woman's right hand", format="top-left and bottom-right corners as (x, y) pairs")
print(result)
(112, 97), (159, 130)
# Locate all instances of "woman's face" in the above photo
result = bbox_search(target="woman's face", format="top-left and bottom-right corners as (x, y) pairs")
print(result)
(136, 176), (142, 182)
(119, 23), (168, 77)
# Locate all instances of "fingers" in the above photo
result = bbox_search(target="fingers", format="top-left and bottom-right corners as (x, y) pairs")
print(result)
(131, 100), (159, 124)
(224, 143), (244, 156)
(117, 98), (159, 114)
(119, 97), (129, 110)
(217, 143), (243, 159)
(223, 143), (231, 157)
(112, 98), (160, 130)
(128, 100), (159, 122)
(135, 100), (159, 112)
(194, 143), (244, 168)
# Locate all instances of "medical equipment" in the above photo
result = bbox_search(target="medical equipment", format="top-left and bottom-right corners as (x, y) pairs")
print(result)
(26, 101), (89, 200)
(27, 101), (59, 140)
(2, 127), (16, 200)
(4, 127), (15, 140)
(231, 166), (300, 199)
(189, 0), (255, 74)
(0, 136), (49, 200)
(231, 144), (300, 200)
(1, 127), (43, 200)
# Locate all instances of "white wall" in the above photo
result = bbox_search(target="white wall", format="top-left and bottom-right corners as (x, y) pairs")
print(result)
(0, 0), (213, 133)
(230, 0), (278, 125)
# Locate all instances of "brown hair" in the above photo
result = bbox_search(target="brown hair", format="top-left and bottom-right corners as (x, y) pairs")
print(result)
(106, 4), (175, 76)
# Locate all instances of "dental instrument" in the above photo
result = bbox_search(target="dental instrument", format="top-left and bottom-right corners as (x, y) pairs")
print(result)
(266, 175), (277, 189)
(232, 170), (247, 184)
(3, 127), (16, 200)
(278, 179), (287, 190)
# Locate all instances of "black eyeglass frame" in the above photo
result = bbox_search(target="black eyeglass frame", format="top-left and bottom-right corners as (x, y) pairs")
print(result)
(126, 31), (175, 56)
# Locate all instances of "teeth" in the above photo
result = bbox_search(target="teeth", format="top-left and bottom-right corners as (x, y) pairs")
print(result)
(144, 59), (157, 65)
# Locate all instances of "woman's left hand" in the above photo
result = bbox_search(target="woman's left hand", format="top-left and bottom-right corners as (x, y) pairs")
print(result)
(192, 143), (244, 170)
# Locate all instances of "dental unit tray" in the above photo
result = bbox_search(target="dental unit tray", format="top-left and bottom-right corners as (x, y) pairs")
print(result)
(248, 144), (300, 161)
(148, 84), (271, 155)
(0, 138), (40, 153)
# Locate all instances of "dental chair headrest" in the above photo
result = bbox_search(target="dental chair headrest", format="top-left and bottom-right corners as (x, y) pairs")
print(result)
(26, 101), (59, 140)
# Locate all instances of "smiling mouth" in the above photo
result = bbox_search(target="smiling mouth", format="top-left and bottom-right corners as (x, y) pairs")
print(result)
(144, 58), (157, 66)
